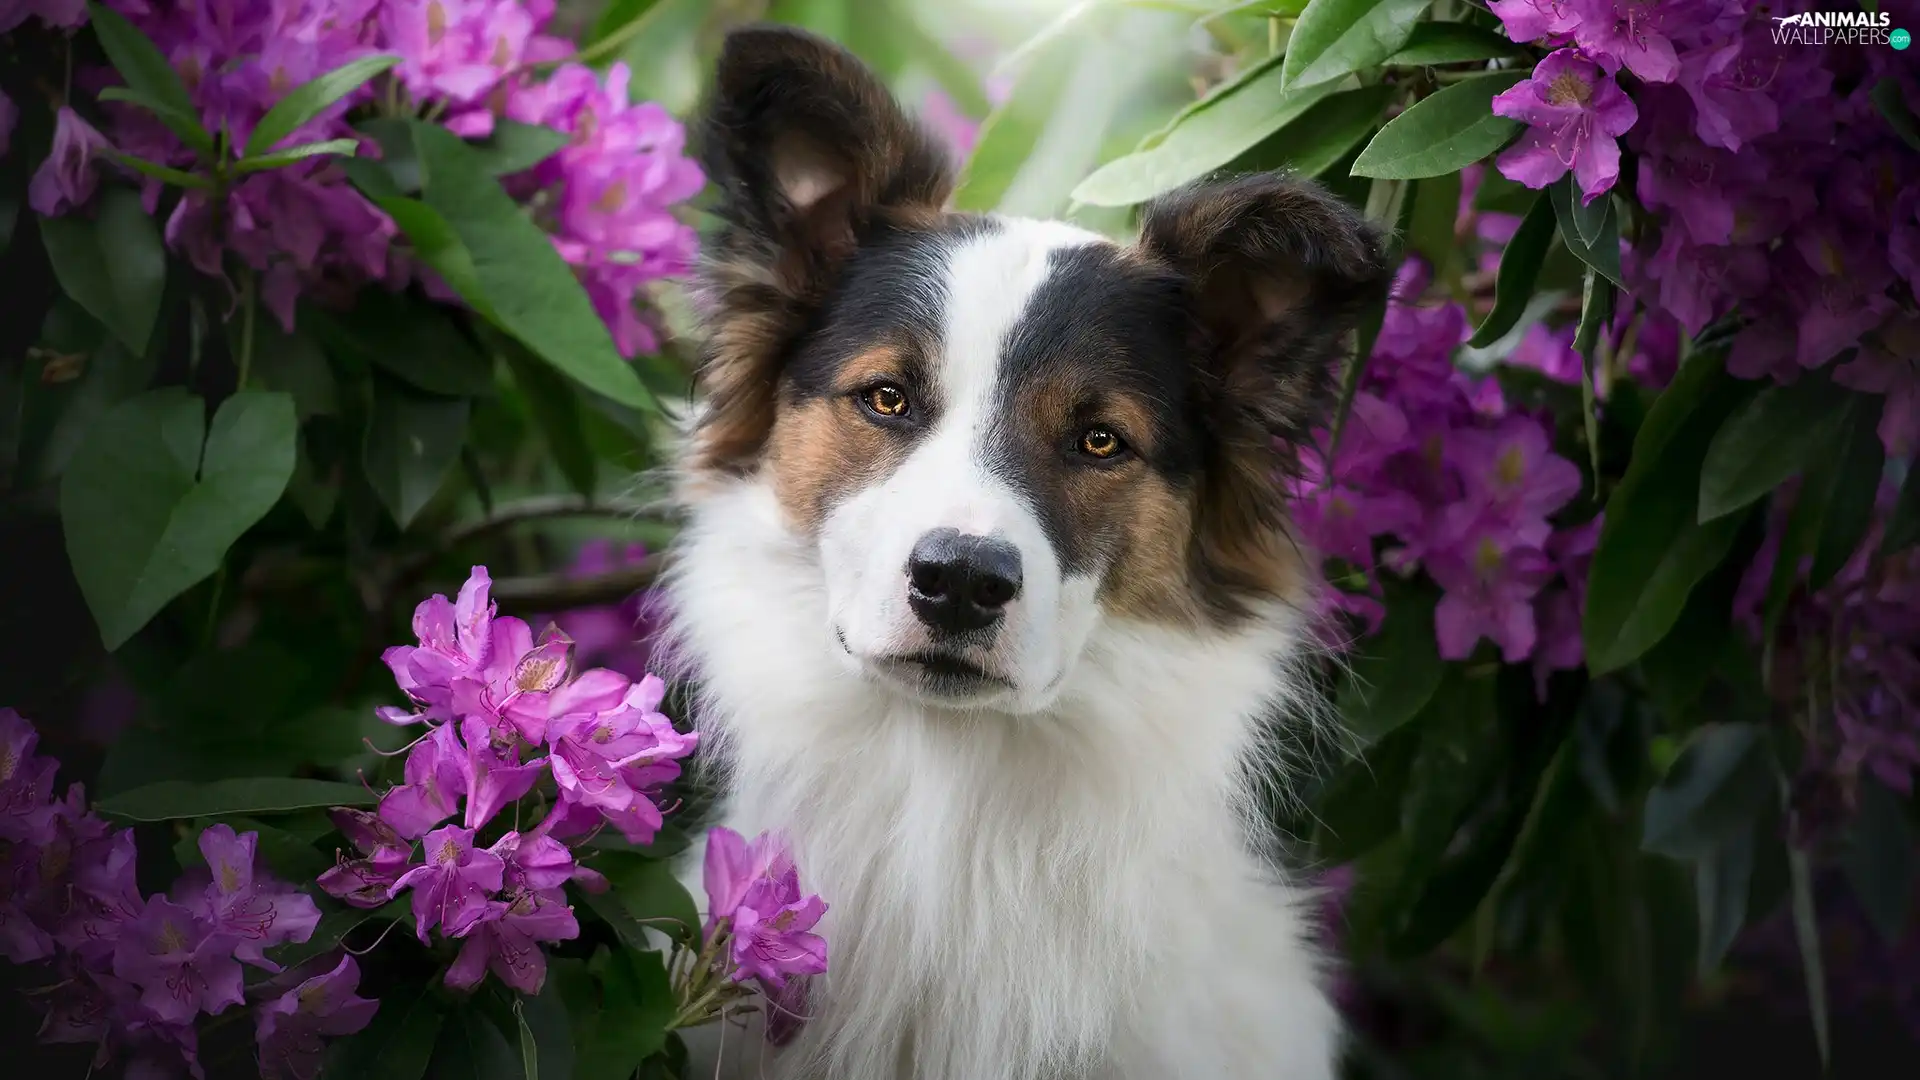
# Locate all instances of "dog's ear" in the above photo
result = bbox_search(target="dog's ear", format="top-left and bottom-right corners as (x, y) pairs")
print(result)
(1136, 173), (1392, 609)
(690, 26), (954, 473)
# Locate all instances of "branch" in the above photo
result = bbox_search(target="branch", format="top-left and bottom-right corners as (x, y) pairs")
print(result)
(391, 494), (678, 589)
(487, 556), (670, 612)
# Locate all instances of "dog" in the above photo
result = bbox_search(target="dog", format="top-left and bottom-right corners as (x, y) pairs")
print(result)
(658, 24), (1392, 1080)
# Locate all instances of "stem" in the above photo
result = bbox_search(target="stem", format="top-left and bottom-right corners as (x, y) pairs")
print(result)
(668, 982), (731, 1031)
(539, 1), (670, 71)
(236, 264), (257, 391)
(201, 564), (227, 650)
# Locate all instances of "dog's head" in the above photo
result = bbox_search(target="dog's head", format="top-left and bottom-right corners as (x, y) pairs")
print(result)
(683, 27), (1391, 715)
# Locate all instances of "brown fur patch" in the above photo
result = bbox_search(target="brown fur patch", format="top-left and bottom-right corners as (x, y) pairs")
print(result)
(763, 346), (916, 533)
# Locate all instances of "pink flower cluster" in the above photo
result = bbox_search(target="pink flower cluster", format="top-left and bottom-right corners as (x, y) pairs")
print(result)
(1492, 0), (1920, 456)
(1293, 261), (1593, 686)
(13, 1), (701, 355)
(1734, 493), (1920, 798)
(320, 565), (697, 994)
(696, 827), (829, 1043)
(1, 709), (373, 1080)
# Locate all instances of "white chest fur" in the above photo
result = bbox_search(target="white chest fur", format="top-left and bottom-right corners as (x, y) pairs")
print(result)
(663, 481), (1343, 1080)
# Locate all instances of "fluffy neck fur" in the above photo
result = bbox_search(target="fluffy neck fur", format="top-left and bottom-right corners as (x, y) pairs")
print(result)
(661, 475), (1334, 1080)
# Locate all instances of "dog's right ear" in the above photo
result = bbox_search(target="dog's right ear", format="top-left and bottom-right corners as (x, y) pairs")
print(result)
(691, 26), (954, 473)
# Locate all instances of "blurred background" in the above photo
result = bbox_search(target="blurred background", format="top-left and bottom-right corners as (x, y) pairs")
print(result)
(4, 1), (1916, 1077)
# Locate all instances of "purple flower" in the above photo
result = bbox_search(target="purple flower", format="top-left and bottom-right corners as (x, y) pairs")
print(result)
(175, 825), (320, 971)
(1493, 49), (1639, 204)
(111, 896), (245, 1025)
(444, 886), (579, 995)
(1487, 0), (1582, 43)
(549, 673), (674, 800)
(317, 809), (414, 910)
(489, 830), (587, 892)
(1427, 523), (1555, 663)
(254, 955), (380, 1080)
(703, 827), (794, 933)
(392, 824), (503, 943)
(1640, 229), (1769, 336)
(1568, 0), (1725, 85)
(0, 90), (15, 159)
(729, 871), (829, 990)
(1676, 38), (1780, 152)
(457, 717), (546, 831)
(1444, 416), (1582, 543)
(29, 107), (112, 218)
(447, 621), (567, 744)
(378, 721), (469, 839)
(381, 567), (498, 721)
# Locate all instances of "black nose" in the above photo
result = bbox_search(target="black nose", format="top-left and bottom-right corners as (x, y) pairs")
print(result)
(906, 528), (1023, 636)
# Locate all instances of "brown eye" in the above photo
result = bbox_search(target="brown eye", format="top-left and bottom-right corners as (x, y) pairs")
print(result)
(864, 384), (910, 418)
(1079, 427), (1124, 459)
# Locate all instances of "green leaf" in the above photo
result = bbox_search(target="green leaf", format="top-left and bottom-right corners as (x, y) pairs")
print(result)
(1872, 78), (1920, 152)
(307, 290), (495, 398)
(469, 120), (572, 178)
(1070, 62), (1339, 207)
(235, 137), (363, 173)
(102, 147), (212, 189)
(1567, 190), (1611, 251)
(173, 814), (333, 881)
(514, 976), (577, 1080)
(573, 950), (675, 1080)
(1574, 270), (1611, 481)
(1641, 724), (1774, 861)
(87, 3), (213, 156)
(1550, 175), (1623, 289)
(246, 54), (399, 157)
(514, 1001), (540, 1080)
(1383, 20), (1525, 65)
(18, 302), (159, 486)
(39, 186), (168, 354)
(1885, 462), (1920, 555)
(1583, 351), (1754, 673)
(598, 850), (701, 946)
(376, 195), (493, 313)
(96, 777), (376, 821)
(272, 899), (409, 972)
(1698, 377), (1852, 522)
(239, 319), (337, 421)
(1841, 777), (1916, 947)
(1788, 842), (1831, 1069)
(1352, 71), (1524, 180)
(328, 989), (446, 1080)
(1232, 84), (1395, 179)
(353, 117), (424, 193)
(1405, 171), (1463, 283)
(501, 333), (597, 498)
(1465, 189), (1553, 347)
(1693, 822), (1755, 975)
(362, 380), (470, 529)
(407, 121), (652, 411)
(1808, 395), (1886, 588)
(60, 389), (297, 649)
(434, 1007), (524, 1080)
(1283, 0), (1431, 90)
(1337, 583), (1444, 744)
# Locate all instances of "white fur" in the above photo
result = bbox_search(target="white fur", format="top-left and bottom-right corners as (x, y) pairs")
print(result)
(662, 219), (1342, 1080)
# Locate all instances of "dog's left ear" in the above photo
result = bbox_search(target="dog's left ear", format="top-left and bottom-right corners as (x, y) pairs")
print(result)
(1138, 173), (1391, 450)
(1137, 173), (1392, 608)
